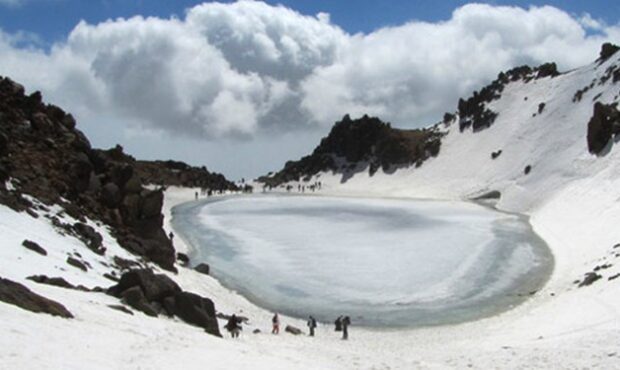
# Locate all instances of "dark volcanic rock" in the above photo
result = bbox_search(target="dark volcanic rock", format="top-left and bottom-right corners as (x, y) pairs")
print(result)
(101, 182), (122, 208)
(0, 75), (236, 271)
(21, 239), (47, 256)
(598, 43), (620, 63)
(140, 189), (164, 219)
(0, 277), (73, 318)
(172, 291), (221, 337)
(108, 304), (134, 315)
(578, 272), (602, 287)
(27, 275), (79, 290)
(260, 115), (443, 186)
(285, 325), (303, 335)
(107, 269), (181, 302)
(72, 222), (104, 255)
(26, 275), (90, 292)
(587, 102), (620, 154)
(177, 253), (189, 265)
(194, 263), (210, 275)
(121, 286), (158, 317)
(66, 256), (88, 272)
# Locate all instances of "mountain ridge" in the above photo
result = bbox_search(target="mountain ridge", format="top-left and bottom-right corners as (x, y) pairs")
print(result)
(259, 43), (620, 189)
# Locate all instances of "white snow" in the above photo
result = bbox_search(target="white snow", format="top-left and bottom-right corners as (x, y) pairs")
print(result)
(2, 53), (620, 369)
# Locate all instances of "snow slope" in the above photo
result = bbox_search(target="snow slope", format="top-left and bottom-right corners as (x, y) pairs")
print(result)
(2, 52), (620, 369)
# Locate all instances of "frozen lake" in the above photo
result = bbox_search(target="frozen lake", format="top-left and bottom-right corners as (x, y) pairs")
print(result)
(172, 195), (553, 327)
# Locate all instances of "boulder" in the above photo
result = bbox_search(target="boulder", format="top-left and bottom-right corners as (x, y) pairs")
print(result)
(30, 112), (53, 131)
(101, 182), (122, 208)
(587, 102), (620, 154)
(177, 253), (189, 265)
(62, 114), (76, 130)
(71, 153), (94, 193)
(108, 269), (181, 302)
(69, 130), (92, 153)
(121, 286), (157, 317)
(21, 239), (47, 256)
(194, 263), (210, 275)
(0, 277), (73, 318)
(285, 325), (303, 335)
(172, 291), (221, 337)
(140, 189), (164, 219)
(120, 194), (141, 224)
(109, 164), (134, 188)
(72, 222), (104, 254)
(27, 275), (76, 290)
(108, 304), (133, 315)
(66, 256), (88, 272)
(599, 43), (620, 63)
(579, 272), (602, 287)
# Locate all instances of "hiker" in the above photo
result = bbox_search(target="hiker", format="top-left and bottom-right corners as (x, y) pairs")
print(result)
(272, 313), (280, 334)
(195, 191), (198, 200)
(225, 314), (242, 338)
(342, 316), (351, 340)
(307, 316), (317, 336)
(334, 316), (343, 331)
(168, 231), (174, 241)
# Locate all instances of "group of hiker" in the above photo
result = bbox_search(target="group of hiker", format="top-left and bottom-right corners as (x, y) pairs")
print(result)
(225, 313), (351, 340)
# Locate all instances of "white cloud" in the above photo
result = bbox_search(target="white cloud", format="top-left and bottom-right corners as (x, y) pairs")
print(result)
(0, 1), (618, 146)
(0, 0), (24, 7)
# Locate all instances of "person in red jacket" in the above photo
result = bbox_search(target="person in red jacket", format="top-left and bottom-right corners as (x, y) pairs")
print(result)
(272, 313), (280, 334)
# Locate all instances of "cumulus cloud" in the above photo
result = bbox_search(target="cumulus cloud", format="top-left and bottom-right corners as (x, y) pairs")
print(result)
(0, 1), (618, 143)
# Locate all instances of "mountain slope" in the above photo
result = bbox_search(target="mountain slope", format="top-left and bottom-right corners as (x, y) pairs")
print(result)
(260, 43), (620, 299)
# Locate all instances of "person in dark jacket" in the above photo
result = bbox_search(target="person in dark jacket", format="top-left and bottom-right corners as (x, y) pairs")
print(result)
(341, 316), (351, 340)
(225, 314), (241, 338)
(334, 315), (343, 331)
(307, 316), (317, 336)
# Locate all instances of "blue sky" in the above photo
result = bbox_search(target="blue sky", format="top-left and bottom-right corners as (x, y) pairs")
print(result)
(1, 0), (618, 45)
(0, 1), (618, 179)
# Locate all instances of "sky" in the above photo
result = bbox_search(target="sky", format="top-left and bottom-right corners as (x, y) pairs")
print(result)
(0, 1), (619, 180)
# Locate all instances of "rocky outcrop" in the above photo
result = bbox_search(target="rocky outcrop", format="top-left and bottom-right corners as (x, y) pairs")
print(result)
(172, 291), (220, 336)
(107, 269), (221, 337)
(0, 277), (73, 318)
(194, 263), (210, 275)
(598, 43), (620, 64)
(0, 76), (235, 271)
(587, 102), (620, 154)
(21, 240), (47, 256)
(133, 160), (237, 192)
(459, 63), (559, 132)
(260, 115), (443, 186)
(27, 275), (91, 291)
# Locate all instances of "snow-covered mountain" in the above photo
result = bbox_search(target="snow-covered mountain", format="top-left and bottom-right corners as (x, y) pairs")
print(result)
(2, 44), (620, 369)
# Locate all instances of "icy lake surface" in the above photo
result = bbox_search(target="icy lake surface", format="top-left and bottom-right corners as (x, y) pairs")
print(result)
(172, 195), (553, 327)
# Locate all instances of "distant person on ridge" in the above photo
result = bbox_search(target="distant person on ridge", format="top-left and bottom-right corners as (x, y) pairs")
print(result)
(307, 315), (317, 336)
(168, 231), (174, 242)
(272, 313), (280, 334)
(342, 316), (351, 340)
(334, 315), (343, 332)
(225, 314), (242, 338)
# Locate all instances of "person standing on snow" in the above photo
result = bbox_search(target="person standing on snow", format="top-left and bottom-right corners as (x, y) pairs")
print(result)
(307, 316), (317, 336)
(272, 313), (280, 334)
(225, 314), (242, 338)
(341, 316), (351, 340)
(334, 315), (343, 331)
